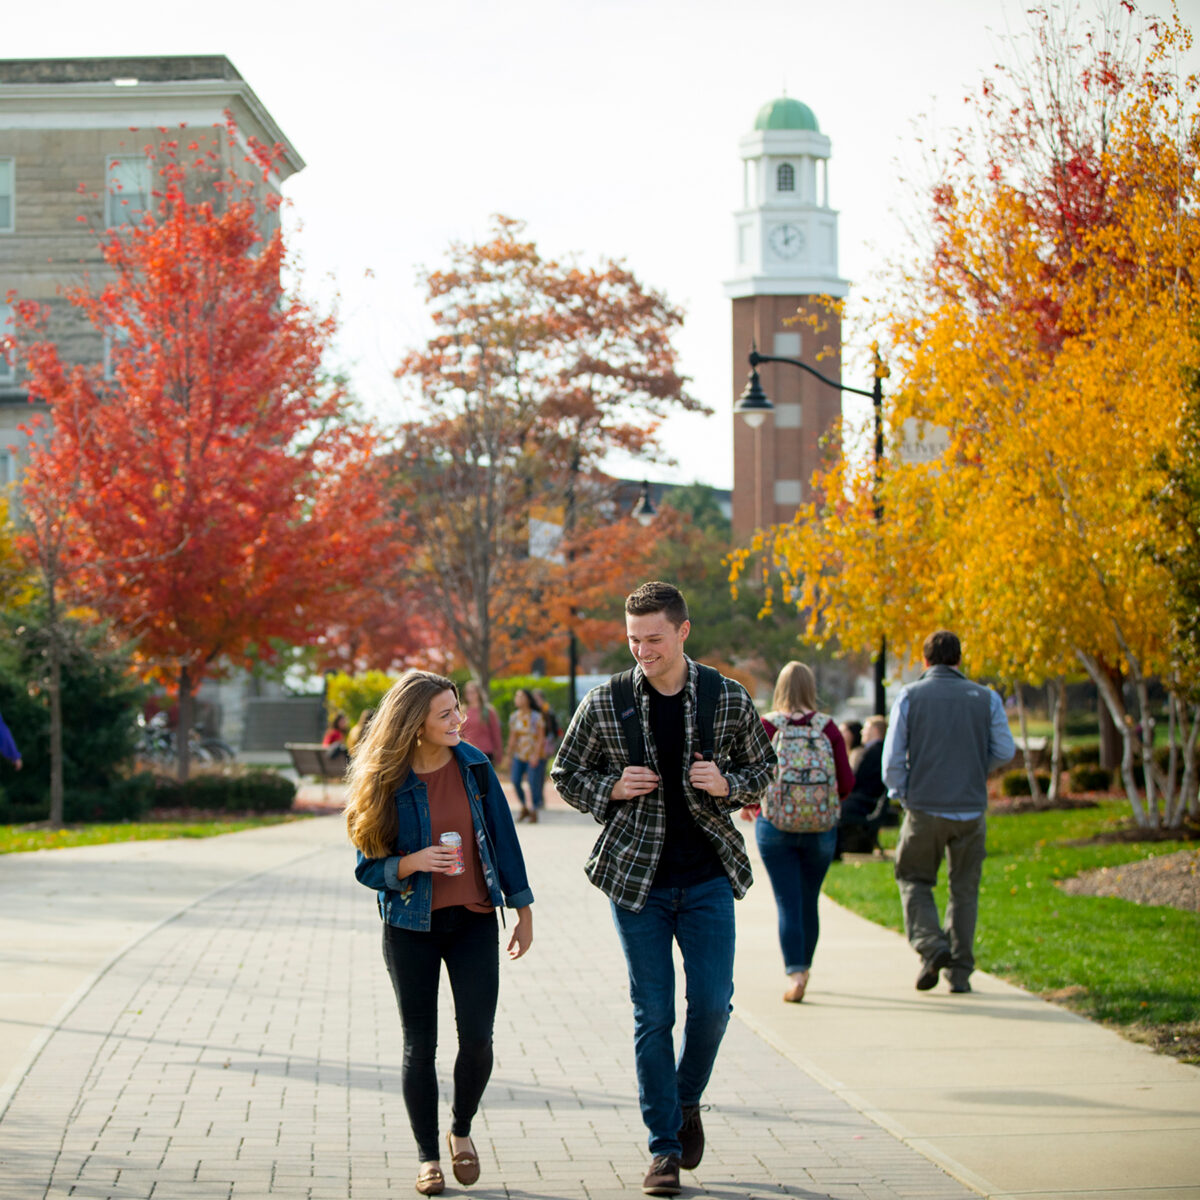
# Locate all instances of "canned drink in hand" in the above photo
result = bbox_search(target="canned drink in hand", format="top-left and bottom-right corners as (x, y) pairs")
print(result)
(439, 831), (465, 876)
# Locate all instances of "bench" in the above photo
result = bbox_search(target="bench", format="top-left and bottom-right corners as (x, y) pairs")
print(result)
(285, 742), (347, 800)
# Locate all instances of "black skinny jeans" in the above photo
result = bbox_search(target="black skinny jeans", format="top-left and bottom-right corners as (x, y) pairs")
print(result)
(381, 906), (499, 1162)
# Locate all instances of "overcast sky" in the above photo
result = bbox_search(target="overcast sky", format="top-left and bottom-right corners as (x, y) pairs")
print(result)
(7, 0), (1199, 488)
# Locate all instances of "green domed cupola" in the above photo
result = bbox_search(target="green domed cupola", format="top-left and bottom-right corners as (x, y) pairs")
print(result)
(753, 96), (819, 133)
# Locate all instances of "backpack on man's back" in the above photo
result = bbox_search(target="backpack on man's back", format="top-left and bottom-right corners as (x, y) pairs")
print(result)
(761, 712), (839, 832)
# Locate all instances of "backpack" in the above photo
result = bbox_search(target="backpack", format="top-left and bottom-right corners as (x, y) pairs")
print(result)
(762, 712), (839, 832)
(609, 663), (721, 766)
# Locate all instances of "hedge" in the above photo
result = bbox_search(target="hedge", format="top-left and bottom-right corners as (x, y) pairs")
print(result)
(1069, 764), (1113, 793)
(999, 769), (1053, 797)
(152, 769), (296, 812)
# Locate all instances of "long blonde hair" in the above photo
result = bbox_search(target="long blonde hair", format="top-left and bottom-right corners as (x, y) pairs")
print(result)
(344, 670), (458, 859)
(772, 660), (819, 715)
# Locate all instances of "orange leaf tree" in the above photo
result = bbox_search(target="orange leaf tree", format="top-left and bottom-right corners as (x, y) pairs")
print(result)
(393, 216), (703, 686)
(13, 121), (403, 779)
(738, 3), (1200, 826)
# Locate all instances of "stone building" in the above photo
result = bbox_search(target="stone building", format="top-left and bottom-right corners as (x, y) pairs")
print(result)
(0, 55), (304, 485)
(0, 57), (308, 749)
(725, 96), (849, 540)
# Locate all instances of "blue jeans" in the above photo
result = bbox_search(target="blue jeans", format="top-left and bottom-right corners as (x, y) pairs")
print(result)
(510, 757), (544, 810)
(755, 819), (837, 975)
(610, 874), (735, 1158)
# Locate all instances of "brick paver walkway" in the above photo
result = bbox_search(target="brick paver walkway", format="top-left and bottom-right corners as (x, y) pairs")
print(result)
(0, 810), (976, 1200)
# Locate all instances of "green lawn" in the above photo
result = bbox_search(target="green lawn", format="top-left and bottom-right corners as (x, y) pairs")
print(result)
(0, 813), (308, 855)
(824, 801), (1199, 1046)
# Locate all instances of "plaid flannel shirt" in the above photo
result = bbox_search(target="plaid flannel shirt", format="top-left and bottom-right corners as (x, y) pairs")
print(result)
(551, 657), (776, 912)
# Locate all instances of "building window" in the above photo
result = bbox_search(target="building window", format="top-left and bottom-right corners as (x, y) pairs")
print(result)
(0, 303), (14, 384)
(0, 449), (12, 487)
(103, 326), (132, 381)
(776, 162), (795, 192)
(105, 154), (152, 228)
(0, 158), (13, 232)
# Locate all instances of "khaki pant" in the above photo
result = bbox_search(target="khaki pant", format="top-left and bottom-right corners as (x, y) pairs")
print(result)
(893, 809), (987, 985)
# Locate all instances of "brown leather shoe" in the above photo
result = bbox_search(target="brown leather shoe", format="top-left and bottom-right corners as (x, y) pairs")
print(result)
(679, 1104), (706, 1170)
(447, 1131), (480, 1186)
(415, 1163), (444, 1195)
(642, 1155), (681, 1196)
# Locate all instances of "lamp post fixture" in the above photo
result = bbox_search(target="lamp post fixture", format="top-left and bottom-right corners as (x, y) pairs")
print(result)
(735, 345), (888, 717)
(631, 478), (657, 526)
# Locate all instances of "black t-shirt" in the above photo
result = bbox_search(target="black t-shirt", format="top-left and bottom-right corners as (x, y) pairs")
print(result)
(647, 684), (724, 888)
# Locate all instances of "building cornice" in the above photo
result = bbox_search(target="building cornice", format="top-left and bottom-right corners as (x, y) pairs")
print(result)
(0, 79), (304, 177)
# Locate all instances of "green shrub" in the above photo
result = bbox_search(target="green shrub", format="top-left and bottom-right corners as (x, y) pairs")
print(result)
(325, 670), (398, 726)
(153, 769), (296, 812)
(999, 769), (1053, 797)
(1069, 764), (1112, 792)
(0, 608), (147, 812)
(1065, 741), (1101, 767)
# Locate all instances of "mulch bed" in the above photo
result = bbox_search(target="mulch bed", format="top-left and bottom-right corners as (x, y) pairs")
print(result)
(989, 794), (1100, 814)
(1057, 847), (1200, 913)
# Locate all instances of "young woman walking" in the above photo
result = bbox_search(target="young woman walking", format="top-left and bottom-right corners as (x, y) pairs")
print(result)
(742, 661), (853, 1003)
(506, 687), (545, 822)
(346, 671), (534, 1195)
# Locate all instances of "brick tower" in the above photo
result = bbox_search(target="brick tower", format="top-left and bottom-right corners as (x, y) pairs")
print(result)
(725, 96), (848, 540)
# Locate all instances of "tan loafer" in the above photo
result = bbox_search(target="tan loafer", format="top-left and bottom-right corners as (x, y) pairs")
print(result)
(447, 1131), (481, 1186)
(783, 970), (809, 1003)
(415, 1163), (444, 1195)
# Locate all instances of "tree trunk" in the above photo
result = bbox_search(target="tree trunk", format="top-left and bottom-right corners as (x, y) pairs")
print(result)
(47, 591), (64, 829)
(176, 664), (193, 782)
(1014, 684), (1043, 801)
(1172, 702), (1199, 827)
(1162, 690), (1179, 820)
(1077, 649), (1149, 826)
(1098, 678), (1121, 771)
(1134, 674), (1159, 825)
(1047, 676), (1066, 802)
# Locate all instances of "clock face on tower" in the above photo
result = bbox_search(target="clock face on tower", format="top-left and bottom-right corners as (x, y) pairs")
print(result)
(769, 223), (805, 259)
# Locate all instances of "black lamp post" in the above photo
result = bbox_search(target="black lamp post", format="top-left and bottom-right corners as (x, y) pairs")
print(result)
(735, 346), (888, 717)
(631, 478), (657, 526)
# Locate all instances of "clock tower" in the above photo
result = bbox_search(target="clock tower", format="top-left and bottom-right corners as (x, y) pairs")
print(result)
(726, 96), (848, 539)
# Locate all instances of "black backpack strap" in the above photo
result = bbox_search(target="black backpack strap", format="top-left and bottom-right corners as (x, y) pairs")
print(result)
(694, 663), (721, 761)
(610, 668), (644, 767)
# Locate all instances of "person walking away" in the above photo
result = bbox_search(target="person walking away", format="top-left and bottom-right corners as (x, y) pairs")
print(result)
(459, 681), (502, 765)
(345, 671), (534, 1195)
(552, 581), (775, 1197)
(507, 688), (544, 823)
(741, 662), (853, 1003)
(882, 631), (1015, 994)
(836, 715), (889, 856)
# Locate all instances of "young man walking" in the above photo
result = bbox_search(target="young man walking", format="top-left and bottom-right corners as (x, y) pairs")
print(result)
(551, 581), (775, 1196)
(881, 630), (1015, 994)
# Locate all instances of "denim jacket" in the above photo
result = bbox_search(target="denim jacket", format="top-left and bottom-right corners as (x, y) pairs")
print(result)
(354, 741), (534, 930)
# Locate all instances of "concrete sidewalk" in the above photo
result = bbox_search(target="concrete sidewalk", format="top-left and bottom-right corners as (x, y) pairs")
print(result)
(0, 794), (1196, 1199)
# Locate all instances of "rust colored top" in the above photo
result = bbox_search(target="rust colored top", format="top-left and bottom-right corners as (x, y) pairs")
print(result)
(416, 757), (491, 913)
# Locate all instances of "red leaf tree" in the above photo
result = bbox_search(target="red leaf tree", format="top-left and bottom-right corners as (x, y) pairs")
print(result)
(13, 121), (404, 779)
(393, 216), (704, 686)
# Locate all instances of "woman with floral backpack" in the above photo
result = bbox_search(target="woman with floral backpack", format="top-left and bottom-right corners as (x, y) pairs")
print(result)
(740, 661), (854, 1002)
